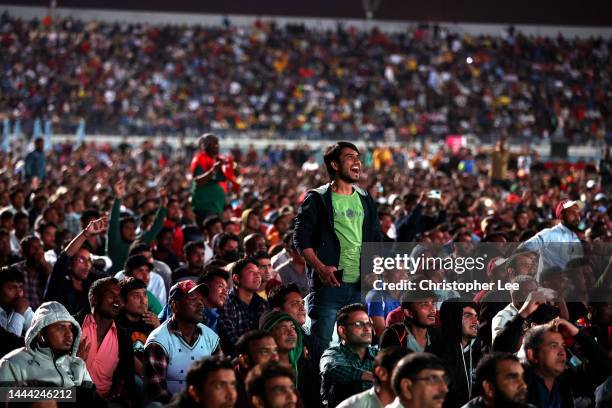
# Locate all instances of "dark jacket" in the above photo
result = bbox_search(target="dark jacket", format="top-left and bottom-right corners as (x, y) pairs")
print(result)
(294, 183), (382, 289)
(396, 204), (446, 242)
(74, 310), (136, 407)
(428, 300), (483, 408)
(495, 324), (611, 408)
(44, 252), (106, 315)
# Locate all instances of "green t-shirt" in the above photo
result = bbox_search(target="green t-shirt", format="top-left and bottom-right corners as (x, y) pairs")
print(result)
(191, 164), (226, 214)
(147, 290), (162, 315)
(332, 191), (364, 283)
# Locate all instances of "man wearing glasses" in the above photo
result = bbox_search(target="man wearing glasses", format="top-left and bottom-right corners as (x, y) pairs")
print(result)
(320, 303), (379, 408)
(388, 352), (449, 408)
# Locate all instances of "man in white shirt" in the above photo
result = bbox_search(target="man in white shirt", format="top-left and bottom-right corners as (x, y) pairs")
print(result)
(519, 199), (584, 274)
(491, 276), (538, 343)
(0, 266), (33, 337)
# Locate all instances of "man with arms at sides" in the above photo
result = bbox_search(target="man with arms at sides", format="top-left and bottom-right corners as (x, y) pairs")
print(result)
(387, 352), (449, 408)
(166, 355), (238, 408)
(337, 346), (410, 408)
(380, 290), (438, 352)
(144, 280), (221, 405)
(234, 330), (280, 408)
(246, 361), (298, 408)
(462, 352), (535, 408)
(320, 303), (379, 408)
(75, 277), (136, 406)
(294, 142), (383, 359)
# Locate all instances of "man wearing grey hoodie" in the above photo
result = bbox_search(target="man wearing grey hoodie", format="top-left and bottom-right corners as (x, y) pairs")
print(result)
(0, 301), (100, 404)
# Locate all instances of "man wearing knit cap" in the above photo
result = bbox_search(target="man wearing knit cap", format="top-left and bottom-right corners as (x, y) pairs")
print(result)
(519, 198), (584, 273)
(259, 310), (320, 408)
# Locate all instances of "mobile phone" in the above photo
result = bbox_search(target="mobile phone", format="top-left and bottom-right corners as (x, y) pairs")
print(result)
(334, 269), (344, 283)
(428, 190), (441, 200)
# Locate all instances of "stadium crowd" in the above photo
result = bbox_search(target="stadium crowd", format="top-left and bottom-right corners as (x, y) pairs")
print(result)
(0, 12), (610, 142)
(0, 131), (608, 408)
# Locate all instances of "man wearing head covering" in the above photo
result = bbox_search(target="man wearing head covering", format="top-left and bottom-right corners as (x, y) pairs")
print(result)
(144, 280), (221, 404)
(0, 301), (100, 403)
(259, 310), (320, 408)
(519, 198), (584, 273)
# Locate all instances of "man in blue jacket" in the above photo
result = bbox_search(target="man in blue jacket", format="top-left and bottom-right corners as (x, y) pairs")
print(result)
(294, 141), (382, 358)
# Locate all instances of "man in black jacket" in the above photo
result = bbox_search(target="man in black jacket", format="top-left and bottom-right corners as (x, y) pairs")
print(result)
(428, 299), (483, 408)
(505, 320), (610, 408)
(294, 141), (383, 357)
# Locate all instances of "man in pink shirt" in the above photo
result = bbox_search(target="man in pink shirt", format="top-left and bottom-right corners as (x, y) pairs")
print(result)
(75, 276), (136, 406)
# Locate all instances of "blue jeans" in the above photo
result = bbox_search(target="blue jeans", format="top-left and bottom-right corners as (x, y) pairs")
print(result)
(308, 283), (361, 360)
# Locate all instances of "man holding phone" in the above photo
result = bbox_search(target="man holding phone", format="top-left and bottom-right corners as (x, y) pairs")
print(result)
(294, 141), (383, 359)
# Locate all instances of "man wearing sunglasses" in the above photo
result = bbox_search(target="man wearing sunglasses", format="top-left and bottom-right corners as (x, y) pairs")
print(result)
(320, 303), (379, 408)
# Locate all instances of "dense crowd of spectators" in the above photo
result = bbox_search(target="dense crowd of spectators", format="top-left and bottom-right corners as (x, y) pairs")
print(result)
(1, 12), (610, 142)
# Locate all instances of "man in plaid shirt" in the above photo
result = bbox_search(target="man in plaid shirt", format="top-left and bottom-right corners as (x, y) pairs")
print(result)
(218, 257), (268, 357)
(12, 235), (52, 310)
(320, 303), (379, 408)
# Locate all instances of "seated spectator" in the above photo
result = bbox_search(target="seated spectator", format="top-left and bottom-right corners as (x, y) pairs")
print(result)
(166, 355), (237, 408)
(0, 266), (32, 337)
(0, 228), (20, 267)
(253, 251), (278, 300)
(516, 321), (610, 408)
(275, 240), (309, 297)
(122, 254), (164, 315)
(235, 330), (280, 408)
(271, 231), (293, 270)
(246, 361), (298, 408)
(244, 233), (268, 258)
(266, 206), (294, 247)
(320, 303), (378, 408)
(75, 277), (136, 405)
(462, 352), (534, 408)
(144, 280), (221, 404)
(174, 241), (206, 282)
(154, 227), (182, 272)
(365, 268), (406, 337)
(13, 235), (52, 309)
(202, 215), (223, 261)
(44, 216), (108, 314)
(491, 276), (538, 344)
(116, 277), (160, 378)
(267, 283), (319, 360)
(115, 241), (169, 307)
(163, 198), (185, 261)
(388, 352), (449, 408)
(380, 290), (438, 352)
(0, 302), (96, 398)
(337, 346), (410, 408)
(213, 232), (240, 264)
(106, 178), (167, 274)
(218, 257), (268, 357)
(197, 267), (230, 332)
(259, 310), (320, 408)
(428, 300), (483, 408)
(10, 211), (29, 256)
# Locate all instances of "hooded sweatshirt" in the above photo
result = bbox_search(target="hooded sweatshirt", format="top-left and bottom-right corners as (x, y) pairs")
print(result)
(259, 310), (321, 408)
(427, 300), (482, 408)
(0, 301), (92, 387)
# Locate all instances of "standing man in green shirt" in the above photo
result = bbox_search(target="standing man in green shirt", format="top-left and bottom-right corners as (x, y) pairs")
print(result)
(190, 134), (239, 228)
(294, 141), (383, 360)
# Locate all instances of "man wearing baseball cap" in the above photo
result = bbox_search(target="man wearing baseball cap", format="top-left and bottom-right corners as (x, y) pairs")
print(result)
(519, 198), (584, 273)
(144, 280), (221, 404)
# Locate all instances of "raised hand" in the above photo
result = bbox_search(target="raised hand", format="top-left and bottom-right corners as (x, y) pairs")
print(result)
(113, 178), (126, 199)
